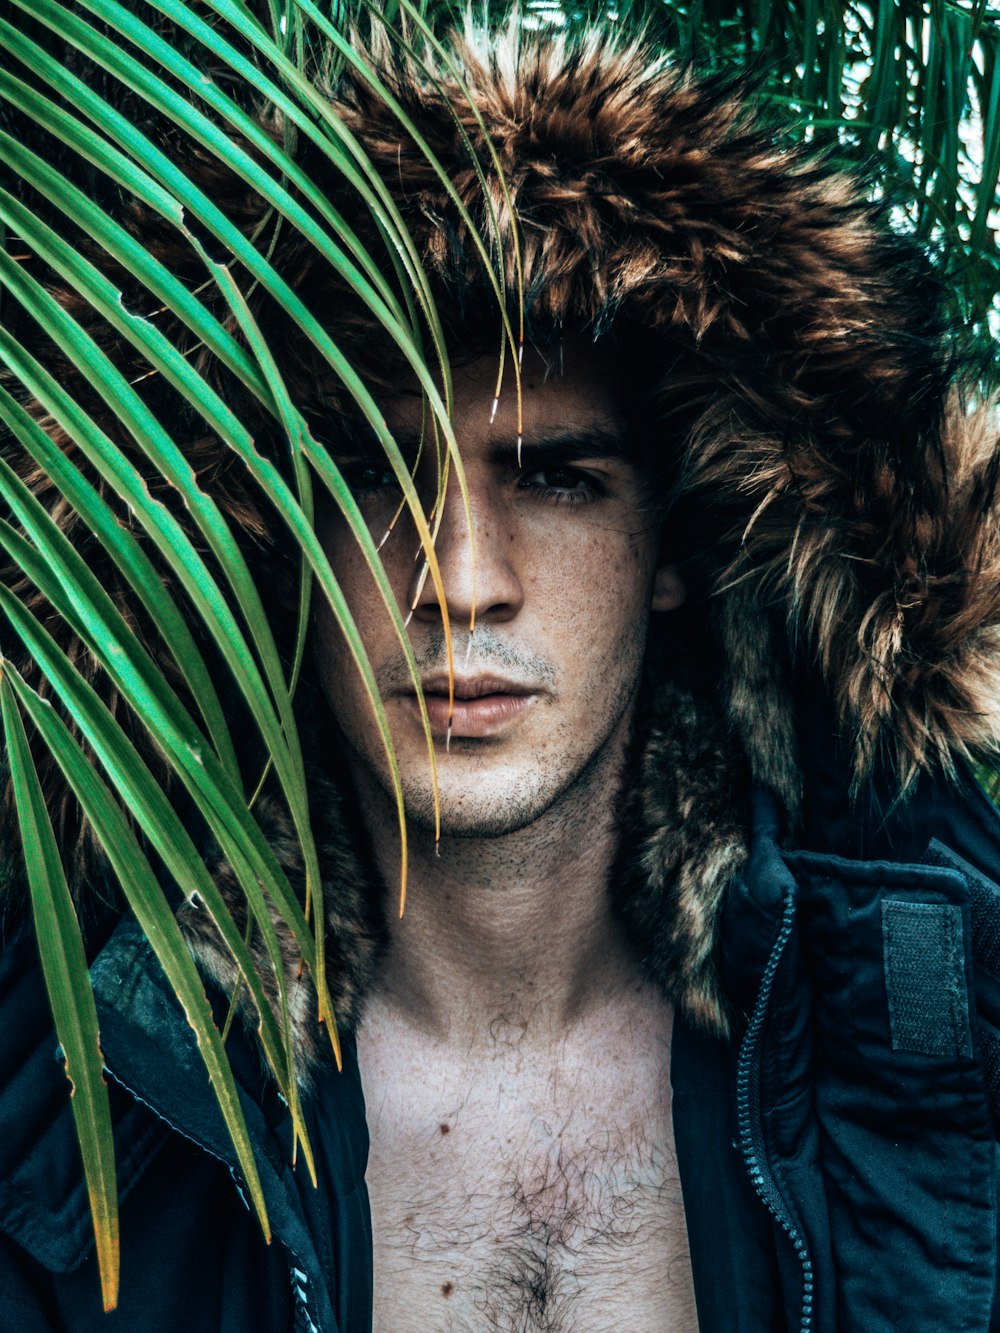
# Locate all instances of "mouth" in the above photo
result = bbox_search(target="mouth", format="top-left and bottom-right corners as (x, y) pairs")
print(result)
(404, 674), (538, 739)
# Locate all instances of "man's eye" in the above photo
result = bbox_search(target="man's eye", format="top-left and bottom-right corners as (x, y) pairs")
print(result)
(339, 460), (398, 495)
(519, 467), (602, 502)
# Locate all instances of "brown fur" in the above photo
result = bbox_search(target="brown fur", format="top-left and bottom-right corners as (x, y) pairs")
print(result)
(615, 669), (751, 1037)
(2, 18), (998, 1056)
(323, 18), (1000, 795)
(178, 768), (386, 1082)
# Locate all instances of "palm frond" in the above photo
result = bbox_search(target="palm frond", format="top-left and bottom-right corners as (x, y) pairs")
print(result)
(0, 0), (512, 1302)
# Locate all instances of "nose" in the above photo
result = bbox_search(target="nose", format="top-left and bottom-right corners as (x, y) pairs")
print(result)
(409, 473), (523, 626)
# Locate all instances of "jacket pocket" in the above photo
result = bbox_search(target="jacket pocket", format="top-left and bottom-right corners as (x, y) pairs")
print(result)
(787, 849), (997, 1333)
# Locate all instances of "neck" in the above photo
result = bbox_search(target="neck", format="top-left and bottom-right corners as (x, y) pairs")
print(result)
(355, 727), (641, 1046)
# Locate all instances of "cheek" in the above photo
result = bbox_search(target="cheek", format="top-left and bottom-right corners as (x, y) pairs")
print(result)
(311, 598), (353, 714)
(539, 524), (657, 600)
(313, 523), (407, 651)
(528, 531), (658, 656)
(309, 536), (387, 716)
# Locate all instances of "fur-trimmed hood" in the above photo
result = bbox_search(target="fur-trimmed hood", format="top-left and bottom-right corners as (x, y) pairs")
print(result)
(5, 19), (999, 1055)
(323, 19), (1000, 800)
(187, 19), (1000, 1052)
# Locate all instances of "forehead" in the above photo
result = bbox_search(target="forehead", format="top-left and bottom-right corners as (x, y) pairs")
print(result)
(382, 337), (630, 454)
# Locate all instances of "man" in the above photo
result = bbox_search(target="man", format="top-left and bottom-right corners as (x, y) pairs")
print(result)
(318, 337), (695, 1328)
(1, 17), (999, 1333)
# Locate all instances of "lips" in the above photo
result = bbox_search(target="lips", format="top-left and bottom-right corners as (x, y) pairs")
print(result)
(404, 674), (537, 738)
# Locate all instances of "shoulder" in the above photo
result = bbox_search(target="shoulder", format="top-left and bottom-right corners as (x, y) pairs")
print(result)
(718, 768), (1000, 1330)
(0, 915), (295, 1331)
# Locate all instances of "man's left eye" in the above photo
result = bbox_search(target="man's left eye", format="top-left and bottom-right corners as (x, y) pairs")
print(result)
(520, 467), (601, 501)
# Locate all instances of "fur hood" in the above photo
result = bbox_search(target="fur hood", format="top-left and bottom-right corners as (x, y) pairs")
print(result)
(4, 19), (999, 1052)
(325, 19), (1000, 799)
(187, 20), (1000, 1051)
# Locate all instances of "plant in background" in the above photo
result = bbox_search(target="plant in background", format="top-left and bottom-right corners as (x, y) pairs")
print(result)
(527, 0), (1000, 373)
(0, 0), (996, 1308)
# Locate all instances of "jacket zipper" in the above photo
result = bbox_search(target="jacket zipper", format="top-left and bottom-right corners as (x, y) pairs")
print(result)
(735, 888), (815, 1333)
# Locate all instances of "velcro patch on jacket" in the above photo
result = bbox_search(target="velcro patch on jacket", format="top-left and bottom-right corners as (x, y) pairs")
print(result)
(881, 899), (973, 1060)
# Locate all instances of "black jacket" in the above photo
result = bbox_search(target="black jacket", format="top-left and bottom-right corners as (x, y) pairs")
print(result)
(2, 696), (999, 1333)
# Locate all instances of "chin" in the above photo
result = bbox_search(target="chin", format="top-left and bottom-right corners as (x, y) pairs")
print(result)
(398, 763), (597, 841)
(402, 790), (553, 839)
(397, 773), (560, 831)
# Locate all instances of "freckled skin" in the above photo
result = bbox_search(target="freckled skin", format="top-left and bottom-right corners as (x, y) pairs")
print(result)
(311, 340), (684, 837)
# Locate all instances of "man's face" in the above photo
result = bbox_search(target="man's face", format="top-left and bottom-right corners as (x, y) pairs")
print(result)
(312, 339), (684, 837)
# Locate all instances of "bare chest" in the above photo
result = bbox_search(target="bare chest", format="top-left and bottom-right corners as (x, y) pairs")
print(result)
(357, 1014), (696, 1332)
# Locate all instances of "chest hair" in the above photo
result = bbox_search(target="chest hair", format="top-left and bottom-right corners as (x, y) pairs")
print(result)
(359, 1009), (696, 1332)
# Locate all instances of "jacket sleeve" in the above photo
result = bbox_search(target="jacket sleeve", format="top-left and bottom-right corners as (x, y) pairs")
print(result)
(0, 1131), (298, 1333)
(923, 838), (1000, 1131)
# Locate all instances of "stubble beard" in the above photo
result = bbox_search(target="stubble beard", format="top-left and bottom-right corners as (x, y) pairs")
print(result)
(369, 675), (644, 845)
(338, 620), (650, 845)
(399, 732), (633, 842)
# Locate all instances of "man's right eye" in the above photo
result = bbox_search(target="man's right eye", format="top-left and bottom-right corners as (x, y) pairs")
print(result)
(339, 460), (398, 495)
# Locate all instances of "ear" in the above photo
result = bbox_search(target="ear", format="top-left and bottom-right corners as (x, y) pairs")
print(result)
(651, 563), (686, 613)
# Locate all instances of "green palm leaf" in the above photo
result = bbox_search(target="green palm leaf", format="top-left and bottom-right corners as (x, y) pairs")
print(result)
(0, 671), (120, 1311)
(0, 0), (515, 1301)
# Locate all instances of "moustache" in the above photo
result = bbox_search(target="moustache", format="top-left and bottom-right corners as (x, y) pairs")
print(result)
(375, 626), (557, 694)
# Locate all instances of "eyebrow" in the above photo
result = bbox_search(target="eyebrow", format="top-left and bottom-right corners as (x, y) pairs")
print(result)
(342, 424), (635, 471)
(486, 426), (632, 469)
